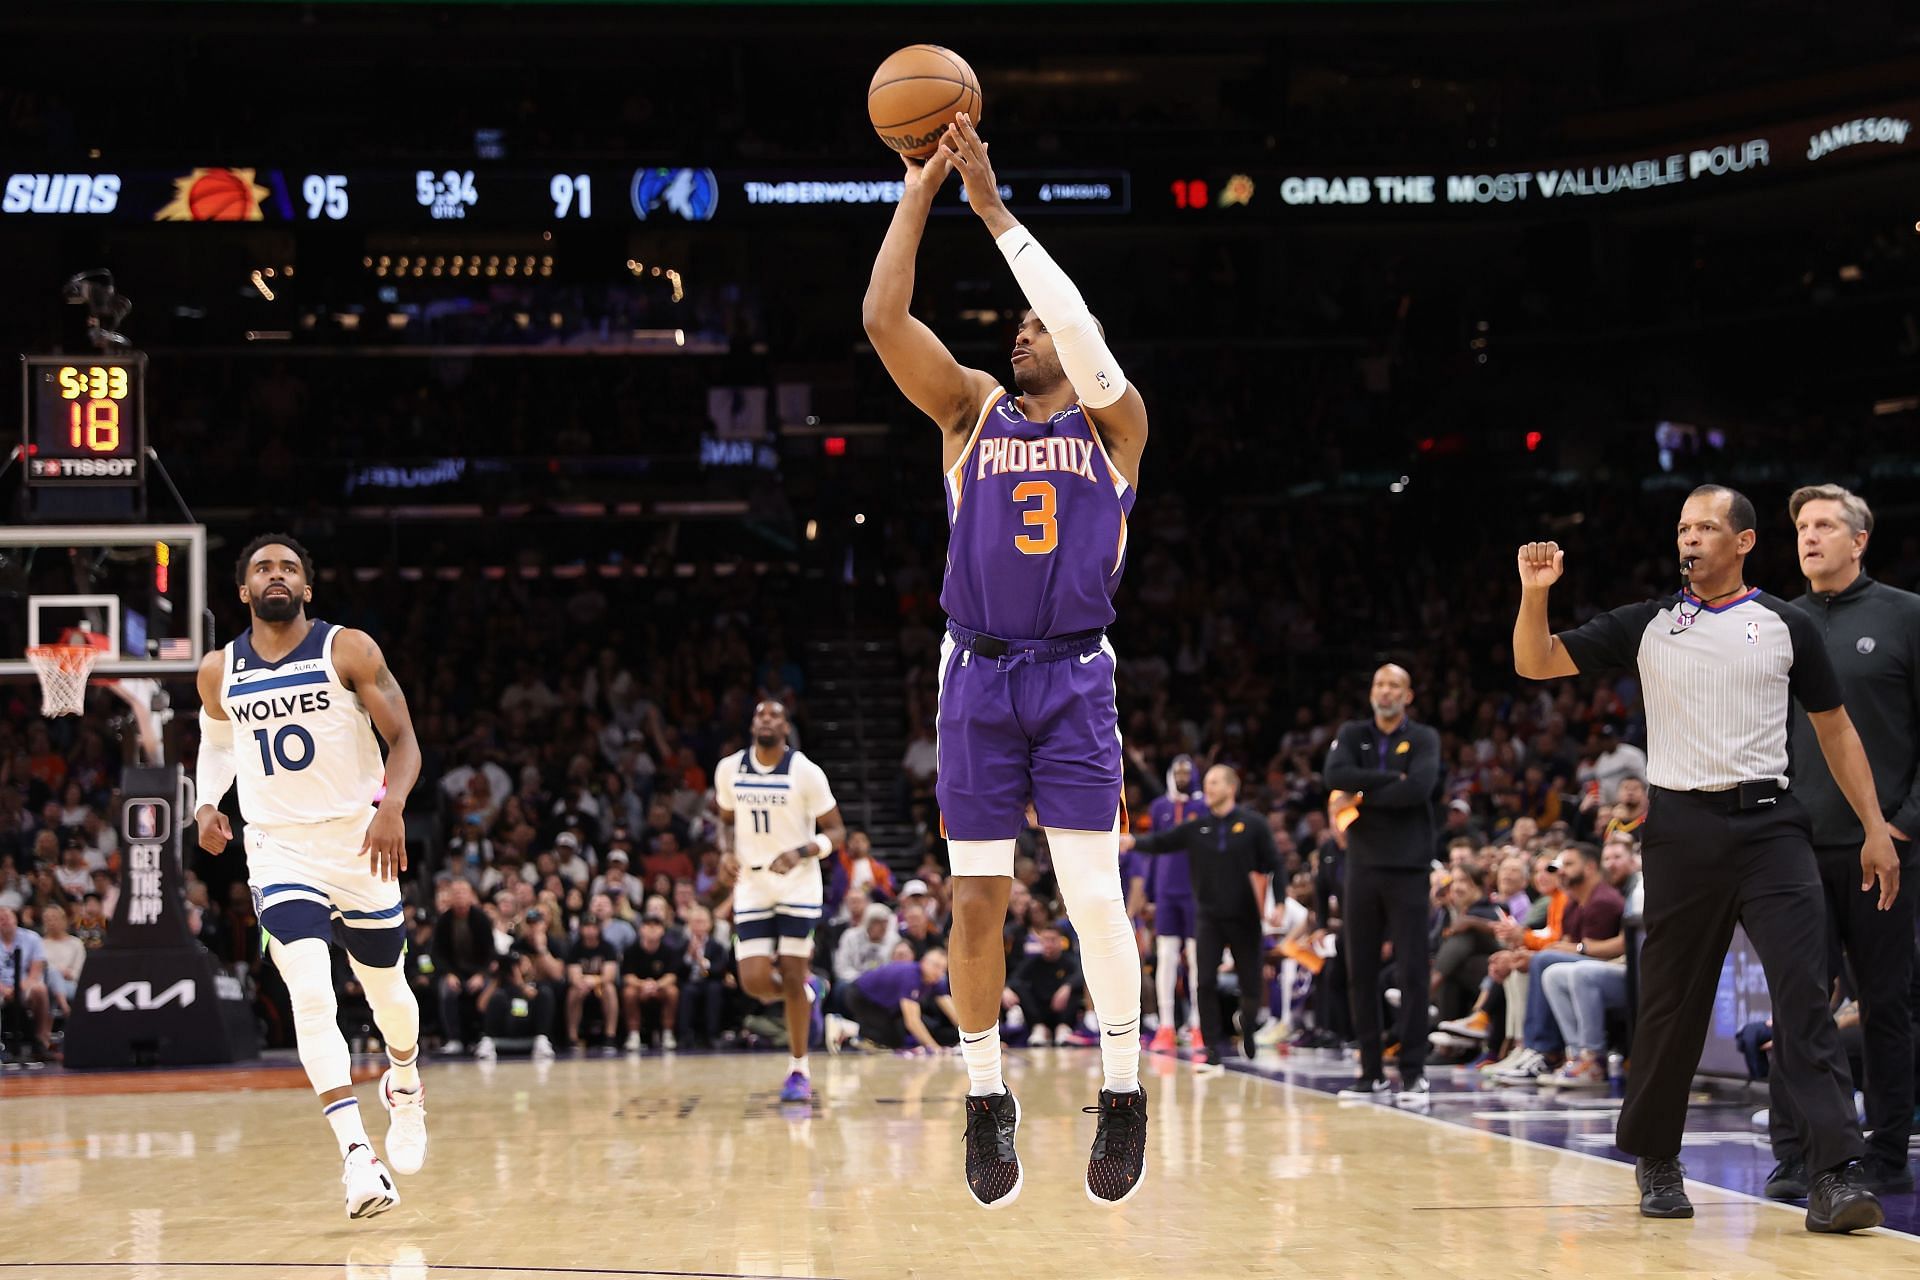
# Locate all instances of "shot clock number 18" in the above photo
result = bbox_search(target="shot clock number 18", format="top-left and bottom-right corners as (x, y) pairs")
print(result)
(20, 354), (147, 487)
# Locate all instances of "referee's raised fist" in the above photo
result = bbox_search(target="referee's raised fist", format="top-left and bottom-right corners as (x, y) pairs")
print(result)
(1517, 541), (1565, 588)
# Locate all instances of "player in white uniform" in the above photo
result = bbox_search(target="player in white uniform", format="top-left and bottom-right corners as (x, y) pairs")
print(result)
(714, 701), (845, 1103)
(193, 535), (426, 1220)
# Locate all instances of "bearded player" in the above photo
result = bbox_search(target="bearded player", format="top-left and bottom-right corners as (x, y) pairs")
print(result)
(196, 534), (425, 1219)
(862, 114), (1149, 1208)
(714, 700), (846, 1104)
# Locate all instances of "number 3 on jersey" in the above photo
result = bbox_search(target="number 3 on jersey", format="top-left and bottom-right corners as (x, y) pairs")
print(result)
(1012, 480), (1058, 555)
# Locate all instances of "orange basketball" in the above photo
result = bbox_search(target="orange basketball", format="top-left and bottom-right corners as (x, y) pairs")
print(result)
(188, 168), (256, 221)
(868, 45), (983, 160)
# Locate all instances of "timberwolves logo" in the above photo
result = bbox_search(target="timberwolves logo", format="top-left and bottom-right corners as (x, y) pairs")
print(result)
(631, 168), (719, 222)
(1859, 636), (1878, 655)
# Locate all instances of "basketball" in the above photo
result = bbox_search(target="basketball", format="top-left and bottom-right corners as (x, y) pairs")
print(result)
(867, 44), (983, 160)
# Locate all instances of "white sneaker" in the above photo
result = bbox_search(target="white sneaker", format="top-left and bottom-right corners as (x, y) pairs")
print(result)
(438, 1040), (465, 1057)
(825, 1014), (856, 1054)
(623, 1031), (643, 1054)
(532, 1035), (556, 1062)
(1492, 1048), (1551, 1084)
(1336, 1075), (1394, 1100)
(661, 1031), (677, 1051)
(1254, 1019), (1287, 1047)
(1481, 1044), (1531, 1075)
(474, 1037), (497, 1062)
(378, 1069), (428, 1176)
(1395, 1077), (1433, 1108)
(342, 1144), (399, 1220)
(1052, 1024), (1075, 1047)
(1003, 1005), (1026, 1032)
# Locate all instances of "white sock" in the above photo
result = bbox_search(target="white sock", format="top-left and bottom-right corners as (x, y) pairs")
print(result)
(1049, 826), (1143, 1095)
(1154, 934), (1182, 1029)
(325, 1097), (372, 1158)
(960, 1025), (1004, 1096)
(387, 1045), (420, 1093)
(788, 1056), (809, 1078)
(1183, 938), (1201, 1029)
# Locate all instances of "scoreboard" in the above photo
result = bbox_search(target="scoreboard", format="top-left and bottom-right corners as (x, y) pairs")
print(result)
(20, 355), (147, 488)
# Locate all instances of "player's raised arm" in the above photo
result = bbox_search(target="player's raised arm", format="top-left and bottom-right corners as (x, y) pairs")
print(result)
(335, 630), (422, 881)
(862, 140), (1000, 439)
(193, 650), (236, 855)
(942, 113), (1149, 484)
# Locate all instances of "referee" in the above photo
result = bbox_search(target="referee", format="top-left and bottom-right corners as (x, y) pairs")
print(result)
(1323, 664), (1443, 1105)
(1514, 484), (1898, 1233)
(1764, 484), (1920, 1198)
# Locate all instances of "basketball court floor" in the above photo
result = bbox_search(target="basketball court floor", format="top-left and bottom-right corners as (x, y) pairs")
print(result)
(5, 1047), (1919, 1279)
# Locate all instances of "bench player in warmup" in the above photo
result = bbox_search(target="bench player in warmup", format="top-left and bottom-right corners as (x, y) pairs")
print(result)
(195, 534), (426, 1219)
(863, 114), (1151, 1208)
(714, 700), (846, 1103)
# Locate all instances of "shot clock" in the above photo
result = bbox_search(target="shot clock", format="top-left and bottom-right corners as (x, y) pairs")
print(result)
(20, 355), (147, 487)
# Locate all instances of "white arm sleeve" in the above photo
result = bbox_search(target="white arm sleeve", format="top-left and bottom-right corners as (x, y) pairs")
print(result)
(995, 224), (1127, 410)
(196, 709), (237, 807)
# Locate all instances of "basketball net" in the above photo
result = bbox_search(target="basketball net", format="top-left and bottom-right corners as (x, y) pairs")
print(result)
(26, 637), (104, 718)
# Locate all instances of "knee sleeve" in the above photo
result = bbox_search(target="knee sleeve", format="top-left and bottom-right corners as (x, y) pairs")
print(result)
(949, 838), (1017, 879)
(1048, 827), (1140, 1021)
(272, 936), (352, 1094)
(349, 955), (421, 1054)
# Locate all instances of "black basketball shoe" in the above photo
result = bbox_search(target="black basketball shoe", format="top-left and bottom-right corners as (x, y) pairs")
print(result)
(1084, 1087), (1149, 1206)
(963, 1090), (1023, 1210)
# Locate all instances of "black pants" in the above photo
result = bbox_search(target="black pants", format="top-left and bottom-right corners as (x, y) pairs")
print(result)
(1016, 983), (1084, 1034)
(678, 976), (729, 1047)
(1343, 861), (1432, 1079)
(1770, 841), (1917, 1167)
(1196, 910), (1264, 1058)
(482, 986), (554, 1040)
(1619, 790), (1864, 1173)
(846, 987), (907, 1049)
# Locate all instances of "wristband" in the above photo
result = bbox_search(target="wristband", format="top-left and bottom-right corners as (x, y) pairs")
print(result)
(812, 833), (835, 859)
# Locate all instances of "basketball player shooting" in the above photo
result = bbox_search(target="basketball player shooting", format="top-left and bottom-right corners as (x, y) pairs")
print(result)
(713, 700), (845, 1104)
(193, 534), (426, 1220)
(862, 113), (1150, 1209)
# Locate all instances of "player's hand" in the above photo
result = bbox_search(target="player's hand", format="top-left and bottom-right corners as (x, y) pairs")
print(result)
(941, 113), (1007, 220)
(1863, 829), (1901, 910)
(362, 808), (409, 882)
(1517, 542), (1566, 590)
(718, 852), (741, 883)
(197, 804), (232, 855)
(1117, 833), (1136, 853)
(901, 139), (955, 195)
(768, 849), (801, 875)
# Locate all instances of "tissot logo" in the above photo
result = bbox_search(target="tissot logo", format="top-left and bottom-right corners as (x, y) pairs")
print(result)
(84, 979), (196, 1012)
(30, 458), (137, 478)
(3, 173), (122, 214)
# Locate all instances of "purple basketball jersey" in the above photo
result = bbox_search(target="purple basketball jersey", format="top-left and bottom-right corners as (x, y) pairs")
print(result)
(940, 387), (1135, 641)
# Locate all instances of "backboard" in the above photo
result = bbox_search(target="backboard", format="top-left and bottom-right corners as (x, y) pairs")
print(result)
(0, 523), (209, 677)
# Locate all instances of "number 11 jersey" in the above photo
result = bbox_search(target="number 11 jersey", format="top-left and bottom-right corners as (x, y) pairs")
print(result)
(940, 386), (1135, 642)
(714, 747), (837, 872)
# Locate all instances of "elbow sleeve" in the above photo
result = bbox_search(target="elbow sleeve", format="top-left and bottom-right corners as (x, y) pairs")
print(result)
(196, 710), (237, 807)
(995, 225), (1127, 409)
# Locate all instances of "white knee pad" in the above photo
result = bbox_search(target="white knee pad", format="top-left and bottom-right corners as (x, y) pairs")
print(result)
(349, 955), (421, 1055)
(1048, 827), (1139, 1006)
(949, 838), (1017, 879)
(272, 936), (352, 1094)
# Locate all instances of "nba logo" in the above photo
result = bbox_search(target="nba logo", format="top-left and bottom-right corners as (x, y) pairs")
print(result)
(132, 803), (157, 839)
(1745, 621), (1760, 646)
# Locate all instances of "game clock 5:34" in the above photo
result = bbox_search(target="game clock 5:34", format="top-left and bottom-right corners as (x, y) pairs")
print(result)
(20, 354), (147, 486)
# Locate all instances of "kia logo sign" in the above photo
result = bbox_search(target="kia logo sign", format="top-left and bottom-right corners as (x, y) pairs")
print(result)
(84, 979), (197, 1012)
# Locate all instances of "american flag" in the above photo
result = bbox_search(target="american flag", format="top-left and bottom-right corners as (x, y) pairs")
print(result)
(156, 638), (194, 661)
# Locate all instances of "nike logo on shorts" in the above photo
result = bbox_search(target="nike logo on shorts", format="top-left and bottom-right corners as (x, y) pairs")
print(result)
(1079, 651), (1100, 664)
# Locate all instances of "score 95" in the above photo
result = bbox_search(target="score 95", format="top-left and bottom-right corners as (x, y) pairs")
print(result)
(303, 174), (350, 220)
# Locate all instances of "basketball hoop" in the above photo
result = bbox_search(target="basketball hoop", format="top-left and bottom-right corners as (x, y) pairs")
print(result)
(26, 643), (102, 717)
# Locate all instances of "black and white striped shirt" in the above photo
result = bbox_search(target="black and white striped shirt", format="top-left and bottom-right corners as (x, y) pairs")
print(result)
(1558, 589), (1843, 792)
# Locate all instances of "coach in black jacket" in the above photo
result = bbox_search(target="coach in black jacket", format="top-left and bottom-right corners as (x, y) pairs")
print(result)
(1767, 485), (1920, 1197)
(1323, 664), (1444, 1101)
(1122, 765), (1279, 1064)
